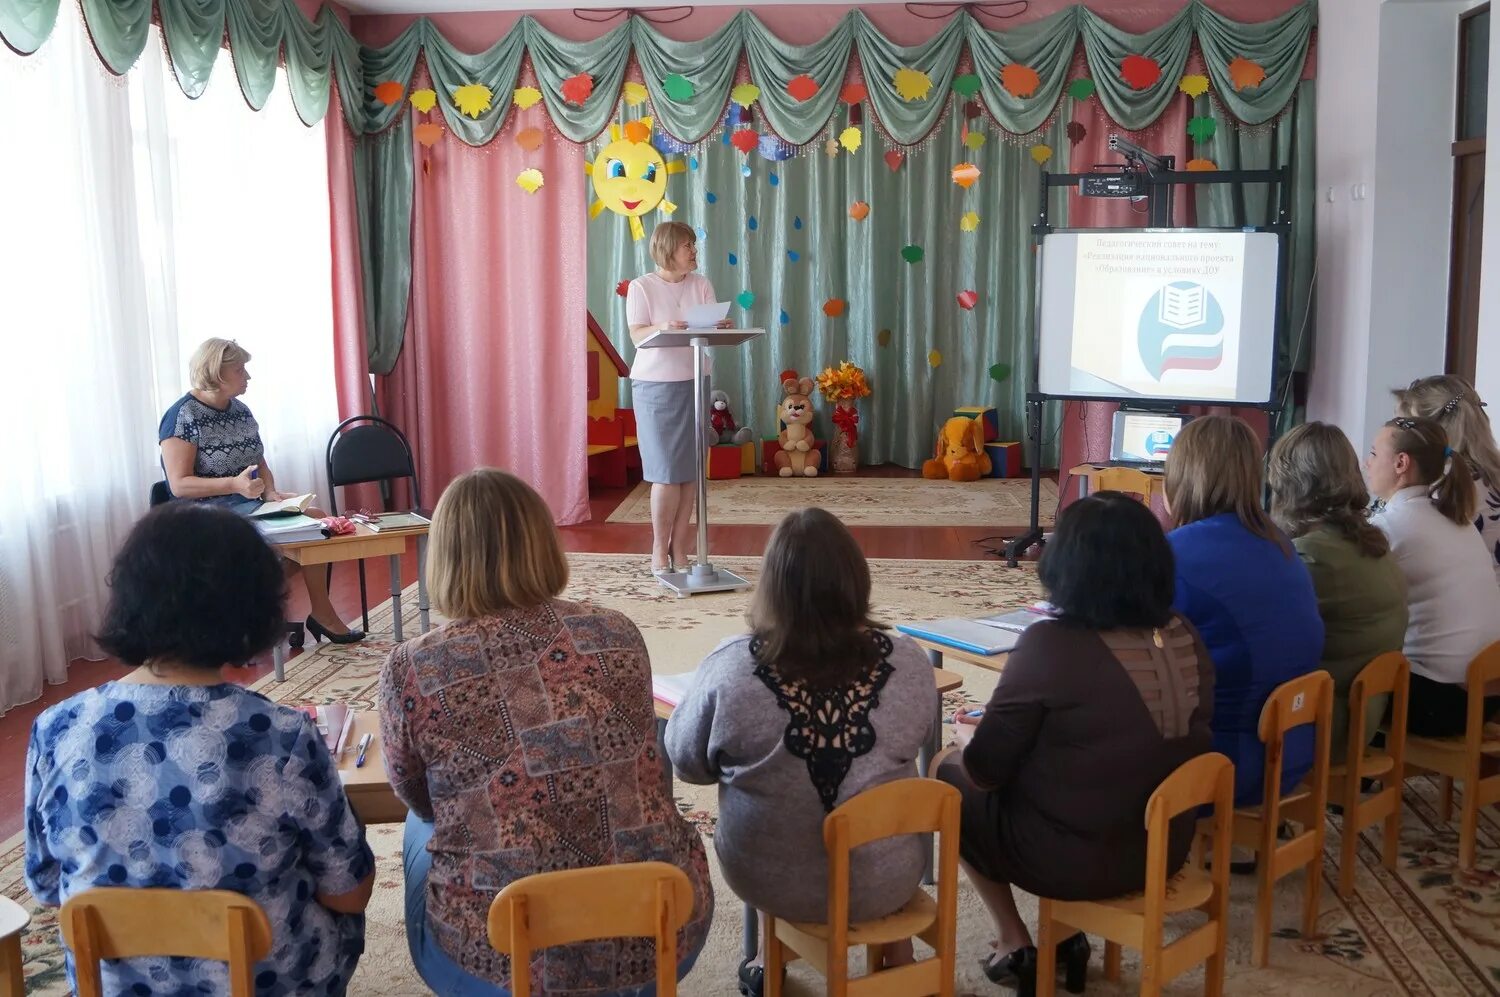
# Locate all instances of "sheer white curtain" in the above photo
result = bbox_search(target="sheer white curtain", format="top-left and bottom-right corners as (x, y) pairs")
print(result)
(0, 6), (340, 714)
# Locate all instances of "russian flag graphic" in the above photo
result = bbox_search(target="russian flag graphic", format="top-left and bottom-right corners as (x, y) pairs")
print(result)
(1137, 281), (1226, 378)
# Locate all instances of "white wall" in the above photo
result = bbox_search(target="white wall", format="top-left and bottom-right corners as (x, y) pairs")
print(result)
(1311, 0), (1472, 449)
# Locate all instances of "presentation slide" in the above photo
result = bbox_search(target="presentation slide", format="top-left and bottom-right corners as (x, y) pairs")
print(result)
(1037, 230), (1279, 404)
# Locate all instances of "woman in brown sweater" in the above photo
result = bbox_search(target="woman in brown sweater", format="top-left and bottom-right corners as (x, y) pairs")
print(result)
(935, 492), (1214, 995)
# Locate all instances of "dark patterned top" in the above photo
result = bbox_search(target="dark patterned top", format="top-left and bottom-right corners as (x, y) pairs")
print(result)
(24, 683), (373, 996)
(1474, 472), (1500, 585)
(378, 600), (713, 994)
(158, 393), (264, 503)
(750, 631), (896, 812)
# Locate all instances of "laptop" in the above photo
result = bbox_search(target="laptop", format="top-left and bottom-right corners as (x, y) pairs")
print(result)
(1107, 410), (1185, 470)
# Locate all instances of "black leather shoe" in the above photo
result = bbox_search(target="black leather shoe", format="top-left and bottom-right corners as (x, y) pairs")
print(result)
(1058, 932), (1090, 994)
(981, 945), (1037, 993)
(306, 615), (366, 645)
(737, 957), (764, 997)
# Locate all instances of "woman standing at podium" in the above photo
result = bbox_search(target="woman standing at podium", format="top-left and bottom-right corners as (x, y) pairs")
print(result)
(626, 221), (732, 576)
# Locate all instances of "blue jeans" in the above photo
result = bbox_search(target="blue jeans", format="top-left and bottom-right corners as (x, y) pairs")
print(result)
(403, 814), (702, 997)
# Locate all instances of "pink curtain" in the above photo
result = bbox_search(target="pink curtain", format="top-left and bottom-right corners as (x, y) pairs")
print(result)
(380, 93), (590, 525)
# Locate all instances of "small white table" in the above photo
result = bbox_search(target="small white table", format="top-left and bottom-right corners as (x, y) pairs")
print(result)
(636, 327), (765, 597)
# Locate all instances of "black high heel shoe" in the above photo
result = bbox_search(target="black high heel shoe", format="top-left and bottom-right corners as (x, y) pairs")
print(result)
(306, 615), (365, 645)
(737, 957), (764, 997)
(1057, 932), (1090, 994)
(982, 933), (1089, 995)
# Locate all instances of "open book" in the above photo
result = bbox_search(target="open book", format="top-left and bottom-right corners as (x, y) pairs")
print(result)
(249, 493), (316, 518)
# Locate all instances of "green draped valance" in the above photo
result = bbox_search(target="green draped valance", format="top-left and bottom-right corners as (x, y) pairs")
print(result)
(2, 0), (1314, 139)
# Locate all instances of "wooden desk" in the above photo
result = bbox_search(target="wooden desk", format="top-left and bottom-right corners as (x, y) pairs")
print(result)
(271, 522), (431, 680)
(336, 711), (406, 826)
(1067, 463), (1165, 503)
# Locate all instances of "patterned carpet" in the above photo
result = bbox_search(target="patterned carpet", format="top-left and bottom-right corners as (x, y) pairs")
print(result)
(604, 476), (1058, 528)
(8, 553), (1500, 995)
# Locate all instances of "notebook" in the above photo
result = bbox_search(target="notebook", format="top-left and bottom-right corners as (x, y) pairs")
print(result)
(652, 671), (697, 710)
(365, 511), (431, 532)
(896, 620), (1021, 656)
(254, 514), (327, 544)
(248, 493), (316, 518)
(974, 603), (1057, 634)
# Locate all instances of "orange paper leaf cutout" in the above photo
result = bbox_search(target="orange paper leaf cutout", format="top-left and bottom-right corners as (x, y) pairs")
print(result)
(823, 298), (847, 317)
(1000, 63), (1041, 98)
(374, 81), (404, 106)
(788, 74), (819, 102)
(840, 82), (868, 105)
(951, 162), (981, 188)
(1228, 56), (1267, 92)
(1120, 55), (1161, 91)
(849, 201), (870, 221)
(1185, 158), (1218, 171)
(516, 127), (544, 151)
(414, 122), (444, 147)
(561, 73), (595, 106)
(622, 120), (651, 144)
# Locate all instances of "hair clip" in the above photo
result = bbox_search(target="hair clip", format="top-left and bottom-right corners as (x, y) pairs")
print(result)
(1391, 416), (1419, 431)
(1442, 396), (1462, 415)
(1444, 445), (1454, 458)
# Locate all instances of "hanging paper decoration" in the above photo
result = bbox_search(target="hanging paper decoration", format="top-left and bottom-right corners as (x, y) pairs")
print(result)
(1120, 55), (1162, 90)
(689, 156), (699, 170)
(1186, 158), (1218, 171)
(877, 329), (892, 347)
(1065, 121), (1087, 145)
(788, 250), (800, 263)
(780, 310), (790, 326)
(884, 150), (904, 172)
(615, 279), (630, 297)
(654, 129), (694, 155)
(768, 171), (779, 187)
(963, 99), (982, 120)
(731, 83), (762, 108)
(1187, 116), (1217, 143)
(513, 86), (543, 110)
(951, 163), (980, 188)
(964, 131), (986, 151)
(561, 73), (595, 106)
(414, 122), (444, 147)
(1000, 64), (1041, 98)
(374, 81), (404, 106)
(794, 216), (803, 230)
(740, 164), (752, 178)
(988, 362), (1012, 382)
(928, 350), (943, 368)
(957, 290), (979, 310)
(452, 84), (494, 119)
(728, 252), (738, 265)
(663, 74), (695, 101)
(409, 88), (437, 113)
(1178, 74), (1210, 99)
(951, 74), (982, 98)
(735, 105), (753, 126)
(695, 226), (706, 240)
(788, 74), (819, 102)
(585, 117), (687, 240)
(1065, 77), (1096, 100)
(747, 216), (758, 231)
(516, 168), (545, 194)
(893, 68), (933, 101)
(758, 134), (793, 161)
(621, 81), (649, 106)
(959, 211), (980, 232)
(622, 120), (651, 144)
(706, 191), (718, 204)
(737, 290), (755, 309)
(516, 127), (544, 151)
(849, 201), (871, 221)
(730, 130), (759, 154)
(839, 126), (862, 153)
(849, 103), (864, 126)
(825, 139), (840, 157)
(823, 299), (847, 317)
(1228, 56), (1268, 91)
(840, 82), (868, 104)
(901, 245), (924, 264)
(1030, 144), (1053, 165)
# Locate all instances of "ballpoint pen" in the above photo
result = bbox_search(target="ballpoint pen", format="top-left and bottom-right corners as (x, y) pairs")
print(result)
(355, 733), (372, 768)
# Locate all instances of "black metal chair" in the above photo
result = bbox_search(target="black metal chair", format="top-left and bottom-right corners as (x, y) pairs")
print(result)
(150, 480), (304, 648)
(326, 415), (421, 632)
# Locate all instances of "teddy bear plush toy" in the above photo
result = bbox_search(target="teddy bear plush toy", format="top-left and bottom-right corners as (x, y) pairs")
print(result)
(775, 372), (820, 477)
(922, 416), (992, 481)
(709, 389), (753, 445)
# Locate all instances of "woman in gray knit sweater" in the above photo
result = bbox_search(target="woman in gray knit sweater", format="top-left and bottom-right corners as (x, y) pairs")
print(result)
(664, 508), (938, 996)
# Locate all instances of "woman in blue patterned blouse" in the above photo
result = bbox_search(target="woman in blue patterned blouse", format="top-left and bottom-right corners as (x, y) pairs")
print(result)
(159, 337), (362, 644)
(24, 503), (375, 996)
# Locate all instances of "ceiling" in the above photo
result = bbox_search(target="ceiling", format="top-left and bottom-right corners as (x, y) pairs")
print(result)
(340, 0), (912, 13)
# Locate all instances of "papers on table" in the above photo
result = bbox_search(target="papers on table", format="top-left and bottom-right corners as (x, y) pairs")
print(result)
(973, 602), (1057, 633)
(254, 514), (327, 544)
(680, 301), (731, 329)
(896, 620), (1022, 656)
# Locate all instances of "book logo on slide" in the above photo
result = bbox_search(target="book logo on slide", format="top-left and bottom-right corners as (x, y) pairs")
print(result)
(1137, 281), (1225, 378)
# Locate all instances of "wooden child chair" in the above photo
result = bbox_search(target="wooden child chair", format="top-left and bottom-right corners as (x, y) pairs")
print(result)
(487, 862), (695, 997)
(60, 888), (272, 997)
(1205, 670), (1333, 967)
(1328, 652), (1409, 897)
(766, 777), (960, 997)
(1037, 752), (1234, 997)
(1092, 467), (1155, 504)
(1403, 641), (1500, 869)
(0, 896), (29, 997)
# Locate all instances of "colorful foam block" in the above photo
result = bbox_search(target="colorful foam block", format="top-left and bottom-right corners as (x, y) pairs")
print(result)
(954, 406), (1000, 443)
(986, 441), (1023, 478)
(707, 441), (757, 479)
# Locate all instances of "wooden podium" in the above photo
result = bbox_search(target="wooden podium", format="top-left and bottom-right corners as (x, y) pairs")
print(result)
(636, 327), (765, 596)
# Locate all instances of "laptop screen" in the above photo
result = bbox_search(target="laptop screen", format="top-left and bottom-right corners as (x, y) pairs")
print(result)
(1110, 411), (1184, 464)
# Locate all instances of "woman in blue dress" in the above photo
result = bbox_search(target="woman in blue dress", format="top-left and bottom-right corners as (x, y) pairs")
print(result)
(24, 502), (375, 996)
(158, 337), (361, 643)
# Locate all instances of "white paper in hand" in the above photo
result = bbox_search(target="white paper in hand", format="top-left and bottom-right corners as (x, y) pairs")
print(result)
(681, 301), (731, 329)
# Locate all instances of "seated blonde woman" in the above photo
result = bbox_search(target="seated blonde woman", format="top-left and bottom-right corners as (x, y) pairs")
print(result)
(379, 468), (713, 996)
(1267, 422), (1408, 760)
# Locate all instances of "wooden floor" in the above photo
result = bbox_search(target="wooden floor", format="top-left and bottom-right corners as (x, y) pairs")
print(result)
(0, 467), (1043, 837)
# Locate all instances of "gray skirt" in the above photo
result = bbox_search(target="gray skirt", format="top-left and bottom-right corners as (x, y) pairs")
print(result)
(632, 377), (701, 484)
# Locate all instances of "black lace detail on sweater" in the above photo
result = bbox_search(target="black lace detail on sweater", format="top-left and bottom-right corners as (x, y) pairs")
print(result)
(750, 630), (896, 813)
